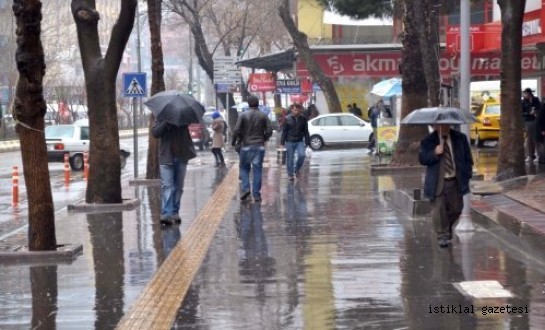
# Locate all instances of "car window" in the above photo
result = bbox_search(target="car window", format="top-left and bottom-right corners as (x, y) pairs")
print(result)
(45, 126), (74, 139)
(485, 105), (500, 115)
(340, 116), (360, 126)
(80, 126), (90, 140)
(317, 116), (339, 126)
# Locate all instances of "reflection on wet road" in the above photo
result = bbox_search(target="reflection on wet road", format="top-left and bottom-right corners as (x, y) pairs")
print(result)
(1, 147), (545, 329)
(173, 148), (545, 329)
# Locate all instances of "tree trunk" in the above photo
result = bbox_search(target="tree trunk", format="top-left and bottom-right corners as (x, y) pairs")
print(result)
(390, 0), (429, 166)
(414, 0), (441, 106)
(71, 0), (137, 203)
(497, 0), (526, 179)
(145, 0), (165, 180)
(12, 0), (57, 251)
(278, 0), (342, 113)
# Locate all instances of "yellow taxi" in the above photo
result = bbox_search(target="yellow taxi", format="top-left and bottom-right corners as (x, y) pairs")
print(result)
(469, 102), (501, 148)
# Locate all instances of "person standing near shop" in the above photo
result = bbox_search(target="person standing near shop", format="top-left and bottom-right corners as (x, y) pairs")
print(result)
(152, 120), (197, 225)
(211, 111), (226, 167)
(232, 95), (273, 202)
(522, 88), (541, 162)
(281, 103), (310, 180)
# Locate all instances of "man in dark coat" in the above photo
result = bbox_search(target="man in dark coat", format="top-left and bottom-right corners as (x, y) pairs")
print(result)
(535, 99), (545, 164)
(281, 103), (310, 180)
(152, 121), (197, 225)
(419, 124), (473, 248)
(522, 88), (541, 162)
(232, 95), (273, 202)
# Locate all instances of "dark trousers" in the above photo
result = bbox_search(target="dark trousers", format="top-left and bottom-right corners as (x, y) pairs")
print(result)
(525, 121), (536, 159)
(211, 148), (224, 165)
(430, 179), (463, 239)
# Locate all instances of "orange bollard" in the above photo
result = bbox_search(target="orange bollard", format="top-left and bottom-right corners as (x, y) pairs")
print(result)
(83, 152), (89, 181)
(64, 154), (70, 187)
(12, 166), (18, 207)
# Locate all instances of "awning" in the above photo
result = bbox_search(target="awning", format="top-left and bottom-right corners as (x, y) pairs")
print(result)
(236, 48), (296, 72)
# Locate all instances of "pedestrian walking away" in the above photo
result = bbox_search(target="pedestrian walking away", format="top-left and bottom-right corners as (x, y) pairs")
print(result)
(211, 111), (226, 167)
(305, 103), (320, 120)
(152, 120), (197, 225)
(367, 103), (380, 153)
(232, 95), (273, 203)
(281, 103), (310, 181)
(419, 124), (473, 248)
(522, 87), (541, 162)
(351, 102), (363, 118)
(535, 99), (545, 163)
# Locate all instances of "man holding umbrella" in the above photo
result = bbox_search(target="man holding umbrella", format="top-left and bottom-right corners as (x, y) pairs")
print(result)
(146, 91), (203, 225)
(419, 123), (473, 248)
(404, 107), (475, 248)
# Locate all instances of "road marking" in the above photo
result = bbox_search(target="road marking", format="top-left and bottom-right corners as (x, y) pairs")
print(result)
(116, 166), (239, 330)
(454, 280), (513, 298)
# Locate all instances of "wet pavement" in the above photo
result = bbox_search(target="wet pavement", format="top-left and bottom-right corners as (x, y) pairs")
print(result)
(1, 143), (545, 329)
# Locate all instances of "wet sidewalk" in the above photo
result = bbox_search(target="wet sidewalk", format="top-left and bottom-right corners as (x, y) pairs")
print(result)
(1, 146), (545, 329)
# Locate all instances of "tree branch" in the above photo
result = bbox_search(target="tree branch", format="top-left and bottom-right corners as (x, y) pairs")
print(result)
(104, 0), (137, 79)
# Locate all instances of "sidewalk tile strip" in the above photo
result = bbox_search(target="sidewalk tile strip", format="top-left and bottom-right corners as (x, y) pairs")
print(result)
(116, 167), (239, 330)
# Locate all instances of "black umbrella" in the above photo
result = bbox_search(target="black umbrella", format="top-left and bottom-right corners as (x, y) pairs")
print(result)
(144, 90), (205, 126)
(401, 107), (477, 125)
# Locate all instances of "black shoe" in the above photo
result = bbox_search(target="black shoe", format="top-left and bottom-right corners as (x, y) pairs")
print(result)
(160, 217), (175, 226)
(170, 214), (181, 224)
(254, 196), (262, 203)
(438, 237), (450, 248)
(240, 190), (251, 201)
(288, 175), (295, 181)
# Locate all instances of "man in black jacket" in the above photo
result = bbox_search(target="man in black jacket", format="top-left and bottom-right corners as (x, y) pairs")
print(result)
(522, 88), (541, 162)
(232, 95), (273, 202)
(152, 121), (197, 225)
(419, 124), (473, 248)
(281, 103), (310, 180)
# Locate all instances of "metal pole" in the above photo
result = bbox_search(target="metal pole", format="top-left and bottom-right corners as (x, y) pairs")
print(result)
(189, 27), (193, 95)
(133, 97), (138, 179)
(456, 0), (475, 232)
(226, 93), (230, 143)
(133, 3), (142, 179)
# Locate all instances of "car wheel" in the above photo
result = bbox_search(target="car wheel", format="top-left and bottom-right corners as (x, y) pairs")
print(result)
(310, 135), (324, 151)
(70, 154), (84, 171)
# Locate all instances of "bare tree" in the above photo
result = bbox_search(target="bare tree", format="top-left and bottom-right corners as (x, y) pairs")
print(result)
(497, 0), (526, 179)
(390, 0), (429, 165)
(12, 0), (57, 250)
(71, 0), (137, 203)
(278, 0), (342, 113)
(145, 0), (166, 179)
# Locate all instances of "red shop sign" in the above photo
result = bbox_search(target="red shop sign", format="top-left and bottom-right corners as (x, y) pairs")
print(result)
(296, 51), (540, 78)
(248, 73), (276, 92)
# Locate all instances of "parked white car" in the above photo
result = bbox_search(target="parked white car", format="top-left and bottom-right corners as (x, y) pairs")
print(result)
(45, 119), (131, 170)
(308, 113), (373, 150)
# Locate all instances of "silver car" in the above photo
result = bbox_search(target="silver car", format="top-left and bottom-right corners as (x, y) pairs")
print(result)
(308, 113), (373, 150)
(45, 120), (131, 170)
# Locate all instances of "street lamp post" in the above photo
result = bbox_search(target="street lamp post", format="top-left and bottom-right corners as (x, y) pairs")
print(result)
(456, 0), (476, 232)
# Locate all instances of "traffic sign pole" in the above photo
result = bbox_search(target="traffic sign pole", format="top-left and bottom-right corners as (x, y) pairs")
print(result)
(122, 72), (146, 179)
(133, 97), (138, 179)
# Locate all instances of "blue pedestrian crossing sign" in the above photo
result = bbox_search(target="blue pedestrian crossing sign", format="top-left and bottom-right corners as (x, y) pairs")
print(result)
(123, 72), (147, 97)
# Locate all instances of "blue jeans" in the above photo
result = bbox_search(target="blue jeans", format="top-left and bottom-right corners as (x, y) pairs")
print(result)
(239, 145), (265, 198)
(159, 158), (188, 217)
(285, 141), (306, 177)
